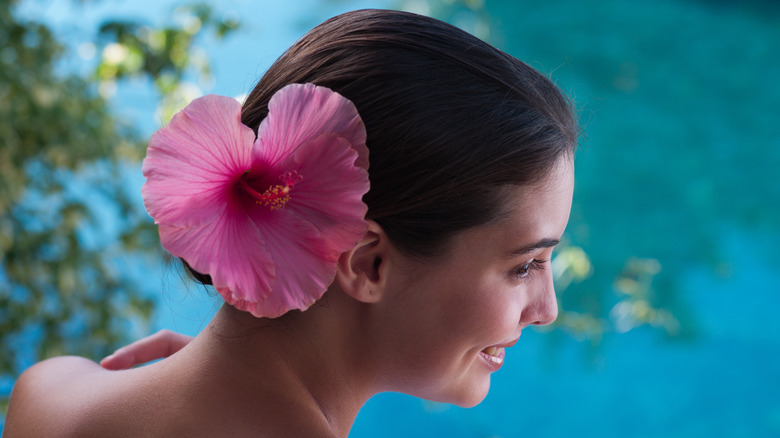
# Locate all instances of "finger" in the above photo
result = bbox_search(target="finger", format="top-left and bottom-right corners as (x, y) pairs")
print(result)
(100, 330), (193, 370)
(100, 330), (194, 370)
(99, 348), (137, 371)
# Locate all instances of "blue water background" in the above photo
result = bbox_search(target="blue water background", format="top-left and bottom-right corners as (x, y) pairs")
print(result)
(6, 0), (780, 436)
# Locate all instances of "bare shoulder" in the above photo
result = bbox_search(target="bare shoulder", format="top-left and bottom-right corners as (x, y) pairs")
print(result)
(4, 356), (108, 438)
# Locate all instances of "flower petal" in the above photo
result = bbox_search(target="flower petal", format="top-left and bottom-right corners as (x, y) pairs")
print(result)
(158, 203), (276, 306)
(285, 133), (370, 259)
(242, 133), (369, 317)
(142, 94), (255, 228)
(239, 207), (325, 317)
(253, 83), (369, 170)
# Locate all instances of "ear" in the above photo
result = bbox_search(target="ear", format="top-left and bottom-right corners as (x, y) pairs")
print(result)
(336, 220), (390, 303)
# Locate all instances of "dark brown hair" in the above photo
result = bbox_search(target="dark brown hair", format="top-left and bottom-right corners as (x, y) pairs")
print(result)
(189, 9), (577, 283)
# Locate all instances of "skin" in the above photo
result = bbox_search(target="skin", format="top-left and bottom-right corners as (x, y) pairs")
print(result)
(4, 158), (574, 438)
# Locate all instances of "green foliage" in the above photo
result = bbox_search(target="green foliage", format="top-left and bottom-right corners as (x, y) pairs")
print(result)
(0, 0), (237, 416)
(94, 3), (239, 122)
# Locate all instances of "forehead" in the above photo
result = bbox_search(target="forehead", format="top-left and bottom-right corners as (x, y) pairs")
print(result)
(507, 159), (573, 223)
(458, 160), (575, 253)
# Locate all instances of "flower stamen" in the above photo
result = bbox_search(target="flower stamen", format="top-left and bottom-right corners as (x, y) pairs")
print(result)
(239, 170), (302, 210)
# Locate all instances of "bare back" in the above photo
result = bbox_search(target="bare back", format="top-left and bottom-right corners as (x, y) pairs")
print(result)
(4, 348), (336, 437)
(4, 356), (193, 437)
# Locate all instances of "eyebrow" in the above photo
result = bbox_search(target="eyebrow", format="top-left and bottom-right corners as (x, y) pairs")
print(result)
(509, 238), (561, 256)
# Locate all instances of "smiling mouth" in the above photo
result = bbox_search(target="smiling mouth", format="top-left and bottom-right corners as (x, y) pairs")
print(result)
(480, 346), (505, 367)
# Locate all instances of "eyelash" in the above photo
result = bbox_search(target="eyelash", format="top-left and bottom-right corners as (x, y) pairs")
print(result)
(513, 259), (548, 279)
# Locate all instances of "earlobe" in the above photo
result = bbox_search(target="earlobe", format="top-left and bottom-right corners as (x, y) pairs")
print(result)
(336, 220), (388, 303)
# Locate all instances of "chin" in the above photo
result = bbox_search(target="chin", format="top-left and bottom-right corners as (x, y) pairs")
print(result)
(452, 396), (487, 409)
(425, 376), (491, 408)
(452, 387), (490, 408)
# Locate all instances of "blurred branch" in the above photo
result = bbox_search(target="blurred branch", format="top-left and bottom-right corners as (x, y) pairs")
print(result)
(94, 3), (239, 123)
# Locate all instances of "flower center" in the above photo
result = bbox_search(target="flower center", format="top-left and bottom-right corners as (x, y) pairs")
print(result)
(238, 170), (302, 210)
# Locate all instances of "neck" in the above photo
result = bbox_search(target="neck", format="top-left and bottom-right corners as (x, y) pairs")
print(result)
(163, 289), (378, 437)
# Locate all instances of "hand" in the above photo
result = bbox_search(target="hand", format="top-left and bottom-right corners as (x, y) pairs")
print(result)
(100, 329), (194, 370)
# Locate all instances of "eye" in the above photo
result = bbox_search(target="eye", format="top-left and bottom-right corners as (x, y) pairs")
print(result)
(513, 259), (548, 279)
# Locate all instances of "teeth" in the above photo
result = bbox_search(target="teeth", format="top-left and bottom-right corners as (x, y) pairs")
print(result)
(486, 354), (503, 365)
(483, 346), (499, 356)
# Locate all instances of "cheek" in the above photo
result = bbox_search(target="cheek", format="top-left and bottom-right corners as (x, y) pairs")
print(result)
(450, 281), (524, 344)
(486, 295), (523, 338)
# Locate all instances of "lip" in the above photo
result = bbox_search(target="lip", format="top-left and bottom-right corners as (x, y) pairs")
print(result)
(479, 336), (520, 371)
(494, 336), (520, 349)
(479, 348), (506, 371)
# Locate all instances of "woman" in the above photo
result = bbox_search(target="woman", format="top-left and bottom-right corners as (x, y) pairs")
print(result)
(4, 9), (577, 437)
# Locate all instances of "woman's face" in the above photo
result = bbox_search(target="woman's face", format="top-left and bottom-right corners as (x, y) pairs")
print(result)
(374, 158), (574, 407)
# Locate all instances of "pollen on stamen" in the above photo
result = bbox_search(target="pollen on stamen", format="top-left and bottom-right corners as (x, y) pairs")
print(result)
(258, 185), (292, 210)
(239, 170), (302, 211)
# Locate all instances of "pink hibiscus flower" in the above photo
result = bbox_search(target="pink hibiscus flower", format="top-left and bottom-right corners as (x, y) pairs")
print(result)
(142, 83), (370, 318)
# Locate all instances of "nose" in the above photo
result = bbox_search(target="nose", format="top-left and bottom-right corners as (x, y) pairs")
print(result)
(520, 272), (558, 326)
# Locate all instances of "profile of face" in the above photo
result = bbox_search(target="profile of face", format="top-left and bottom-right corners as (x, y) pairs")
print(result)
(373, 158), (575, 407)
